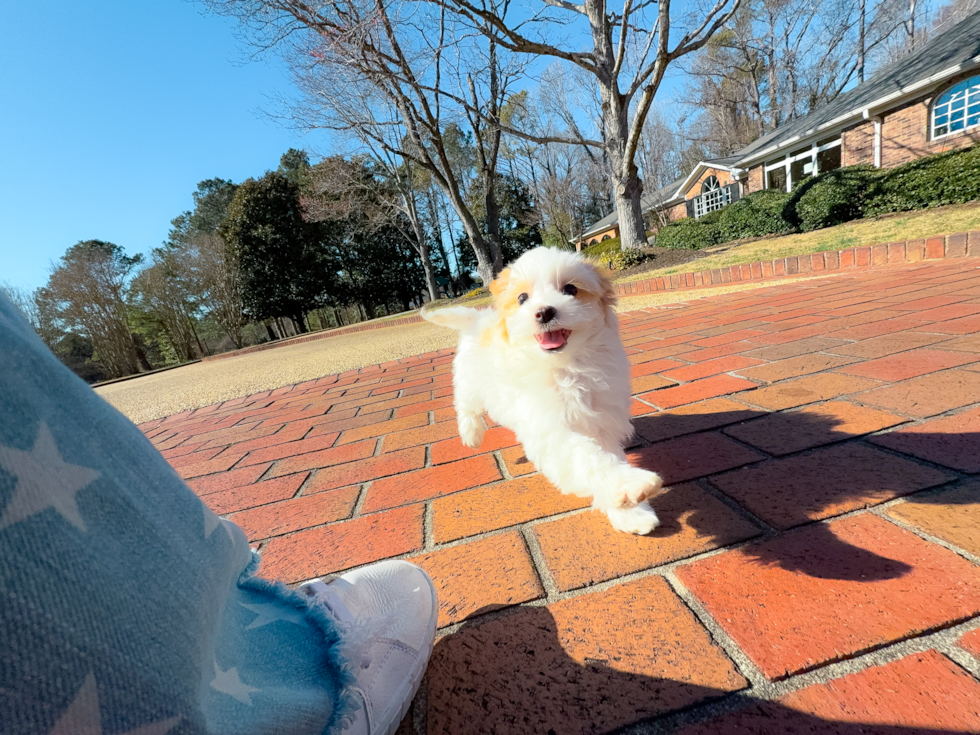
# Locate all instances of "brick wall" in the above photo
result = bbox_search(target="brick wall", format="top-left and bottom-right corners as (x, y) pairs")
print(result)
(880, 72), (980, 167)
(682, 167), (735, 200)
(667, 201), (688, 221)
(582, 226), (620, 247)
(746, 165), (763, 193)
(838, 70), (980, 170)
(842, 120), (875, 166)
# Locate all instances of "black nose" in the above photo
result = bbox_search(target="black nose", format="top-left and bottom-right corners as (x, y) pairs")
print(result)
(536, 306), (557, 324)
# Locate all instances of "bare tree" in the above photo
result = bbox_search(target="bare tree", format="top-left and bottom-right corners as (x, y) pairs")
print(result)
(184, 232), (248, 349)
(931, 0), (980, 33)
(130, 253), (199, 362)
(208, 0), (524, 285)
(440, 0), (741, 249)
(43, 241), (143, 379)
(306, 150), (442, 302)
(681, 0), (907, 154)
(0, 282), (42, 333)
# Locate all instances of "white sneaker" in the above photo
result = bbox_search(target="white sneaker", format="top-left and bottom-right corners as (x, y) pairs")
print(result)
(299, 561), (438, 735)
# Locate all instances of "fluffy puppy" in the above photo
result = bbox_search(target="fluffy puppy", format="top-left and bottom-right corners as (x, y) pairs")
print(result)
(423, 246), (663, 534)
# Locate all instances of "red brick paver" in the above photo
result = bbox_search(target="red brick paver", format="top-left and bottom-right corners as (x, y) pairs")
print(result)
(145, 257), (980, 732)
(680, 651), (980, 733)
(677, 514), (980, 679)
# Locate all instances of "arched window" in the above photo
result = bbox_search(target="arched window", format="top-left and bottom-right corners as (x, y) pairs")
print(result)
(693, 175), (730, 218)
(932, 75), (980, 138)
(601, 234), (612, 242)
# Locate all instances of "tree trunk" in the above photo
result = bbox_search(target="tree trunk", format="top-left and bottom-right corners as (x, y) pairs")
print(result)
(452, 195), (496, 286)
(133, 339), (153, 372)
(605, 115), (648, 250)
(611, 163), (647, 250)
(483, 169), (504, 272)
(190, 321), (209, 356)
(857, 0), (866, 84)
(420, 250), (440, 303)
(409, 207), (440, 302)
(293, 314), (308, 333)
(265, 321), (278, 341)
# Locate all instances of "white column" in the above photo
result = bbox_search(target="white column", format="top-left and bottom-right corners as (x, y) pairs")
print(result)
(873, 116), (882, 168)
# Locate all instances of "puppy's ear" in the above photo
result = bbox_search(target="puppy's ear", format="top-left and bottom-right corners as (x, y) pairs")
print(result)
(584, 259), (618, 311)
(484, 268), (512, 346)
(489, 268), (511, 297)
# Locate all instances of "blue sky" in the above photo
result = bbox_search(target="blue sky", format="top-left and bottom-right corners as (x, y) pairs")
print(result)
(0, 1), (310, 292)
(0, 1), (690, 293)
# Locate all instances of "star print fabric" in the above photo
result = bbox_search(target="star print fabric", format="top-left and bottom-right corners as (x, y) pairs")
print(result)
(0, 295), (353, 734)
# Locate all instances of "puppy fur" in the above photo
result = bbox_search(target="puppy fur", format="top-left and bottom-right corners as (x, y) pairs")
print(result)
(423, 246), (663, 534)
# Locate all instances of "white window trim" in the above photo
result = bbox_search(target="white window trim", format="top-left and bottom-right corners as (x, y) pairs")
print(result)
(931, 75), (980, 140)
(692, 176), (731, 219)
(764, 138), (841, 192)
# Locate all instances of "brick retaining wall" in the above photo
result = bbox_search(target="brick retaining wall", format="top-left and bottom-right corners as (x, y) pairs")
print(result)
(612, 230), (980, 297)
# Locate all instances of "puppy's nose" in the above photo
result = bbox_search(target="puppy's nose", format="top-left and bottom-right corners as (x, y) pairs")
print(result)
(536, 306), (557, 324)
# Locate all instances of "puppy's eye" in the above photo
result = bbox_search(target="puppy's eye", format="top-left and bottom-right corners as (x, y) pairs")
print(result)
(562, 284), (578, 296)
(517, 293), (529, 305)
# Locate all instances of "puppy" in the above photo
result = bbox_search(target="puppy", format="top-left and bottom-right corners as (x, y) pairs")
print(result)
(423, 246), (663, 534)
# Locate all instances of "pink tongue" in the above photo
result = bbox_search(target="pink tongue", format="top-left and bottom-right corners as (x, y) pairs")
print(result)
(537, 330), (568, 349)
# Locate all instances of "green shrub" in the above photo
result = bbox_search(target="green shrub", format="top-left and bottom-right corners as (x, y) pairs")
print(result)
(618, 247), (652, 268)
(655, 218), (721, 250)
(865, 144), (980, 215)
(715, 190), (795, 241)
(789, 165), (880, 232)
(581, 237), (623, 259)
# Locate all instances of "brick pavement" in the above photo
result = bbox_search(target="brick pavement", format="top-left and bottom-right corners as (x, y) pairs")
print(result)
(140, 259), (980, 733)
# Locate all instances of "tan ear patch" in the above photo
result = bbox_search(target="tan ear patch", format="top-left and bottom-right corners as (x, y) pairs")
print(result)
(584, 258), (618, 310)
(489, 268), (511, 296)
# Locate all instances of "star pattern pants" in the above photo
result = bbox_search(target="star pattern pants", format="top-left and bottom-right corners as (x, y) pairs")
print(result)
(0, 294), (352, 734)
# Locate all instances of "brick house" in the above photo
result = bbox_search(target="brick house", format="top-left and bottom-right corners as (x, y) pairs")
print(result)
(576, 10), (980, 249)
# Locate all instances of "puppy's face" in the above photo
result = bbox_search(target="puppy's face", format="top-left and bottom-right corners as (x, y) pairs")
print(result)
(488, 247), (616, 354)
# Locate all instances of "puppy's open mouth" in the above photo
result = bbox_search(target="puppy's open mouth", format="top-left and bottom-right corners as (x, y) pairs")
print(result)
(535, 329), (571, 351)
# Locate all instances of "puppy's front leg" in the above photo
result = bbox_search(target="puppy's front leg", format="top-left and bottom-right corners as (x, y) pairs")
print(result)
(521, 426), (663, 534)
(453, 377), (485, 449)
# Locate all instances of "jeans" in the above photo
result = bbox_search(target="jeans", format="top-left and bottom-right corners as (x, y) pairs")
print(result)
(0, 294), (351, 734)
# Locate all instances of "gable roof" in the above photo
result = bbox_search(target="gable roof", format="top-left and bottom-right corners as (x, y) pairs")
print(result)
(734, 10), (980, 165)
(671, 156), (744, 203)
(577, 175), (686, 240)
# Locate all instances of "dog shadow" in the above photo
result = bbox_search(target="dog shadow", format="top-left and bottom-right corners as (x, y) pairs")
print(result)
(621, 406), (974, 583)
(417, 605), (965, 735)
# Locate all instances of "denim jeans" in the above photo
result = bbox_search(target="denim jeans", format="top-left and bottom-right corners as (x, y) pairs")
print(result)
(0, 295), (351, 734)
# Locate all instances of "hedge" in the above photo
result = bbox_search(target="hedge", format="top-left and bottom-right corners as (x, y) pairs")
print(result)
(864, 144), (980, 215)
(715, 190), (795, 240)
(655, 217), (721, 250)
(790, 165), (880, 232)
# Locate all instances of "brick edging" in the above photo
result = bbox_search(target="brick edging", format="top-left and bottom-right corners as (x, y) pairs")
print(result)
(202, 314), (425, 362)
(613, 230), (980, 297)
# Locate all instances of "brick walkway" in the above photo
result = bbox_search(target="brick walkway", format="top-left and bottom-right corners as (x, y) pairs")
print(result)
(140, 259), (980, 733)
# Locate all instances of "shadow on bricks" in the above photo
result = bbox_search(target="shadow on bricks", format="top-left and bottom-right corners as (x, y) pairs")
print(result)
(424, 605), (962, 735)
(630, 408), (972, 582)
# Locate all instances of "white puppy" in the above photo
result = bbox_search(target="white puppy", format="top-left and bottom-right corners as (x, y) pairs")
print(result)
(423, 246), (663, 534)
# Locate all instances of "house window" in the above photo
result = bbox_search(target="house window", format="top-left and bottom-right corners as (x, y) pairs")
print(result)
(764, 137), (841, 191)
(932, 75), (980, 138)
(693, 176), (730, 218)
(817, 144), (842, 173)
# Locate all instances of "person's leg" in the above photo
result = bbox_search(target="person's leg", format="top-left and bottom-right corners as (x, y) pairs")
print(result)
(0, 295), (435, 735)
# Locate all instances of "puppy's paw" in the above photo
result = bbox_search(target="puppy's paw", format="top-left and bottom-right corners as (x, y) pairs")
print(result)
(606, 501), (660, 535)
(612, 467), (663, 507)
(458, 414), (485, 449)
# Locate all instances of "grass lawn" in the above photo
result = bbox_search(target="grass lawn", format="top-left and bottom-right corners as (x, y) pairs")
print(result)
(616, 201), (980, 283)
